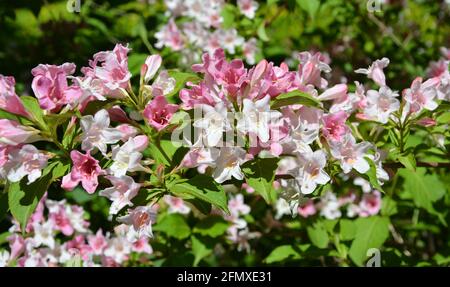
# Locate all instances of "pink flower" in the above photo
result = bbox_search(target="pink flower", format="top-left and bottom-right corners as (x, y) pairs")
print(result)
(237, 0), (259, 19)
(296, 51), (331, 89)
(118, 206), (157, 241)
(5, 144), (49, 184)
(416, 117), (436, 127)
(179, 81), (218, 109)
(298, 200), (317, 218)
(116, 124), (139, 142)
(155, 19), (184, 51)
(143, 95), (179, 131)
(132, 238), (153, 254)
(358, 190), (381, 217)
(142, 54), (162, 83)
(0, 75), (29, 118)
(318, 83), (348, 101)
(330, 135), (372, 174)
(322, 111), (350, 142)
(99, 175), (141, 215)
(355, 58), (390, 86)
(0, 119), (39, 146)
(87, 230), (108, 255)
(31, 63), (82, 112)
(403, 77), (440, 113)
(7, 234), (25, 260)
(164, 195), (191, 214)
(228, 194), (250, 217)
(81, 44), (131, 97)
(61, 150), (105, 194)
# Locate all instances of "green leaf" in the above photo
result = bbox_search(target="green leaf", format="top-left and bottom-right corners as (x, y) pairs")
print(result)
(398, 154), (416, 171)
(242, 158), (279, 204)
(296, 0), (320, 19)
(264, 245), (301, 264)
(398, 168), (446, 214)
(221, 4), (235, 29)
(128, 53), (147, 76)
(361, 157), (384, 192)
(381, 196), (398, 217)
(0, 191), (9, 222)
(153, 214), (191, 240)
(21, 96), (47, 129)
(7, 163), (56, 232)
(191, 235), (213, 267)
(257, 21), (270, 42)
(307, 221), (329, 249)
(349, 216), (390, 266)
(339, 219), (356, 241)
(168, 175), (229, 214)
(271, 90), (321, 109)
(0, 109), (33, 126)
(64, 254), (82, 267)
(166, 70), (201, 101)
(193, 216), (229, 238)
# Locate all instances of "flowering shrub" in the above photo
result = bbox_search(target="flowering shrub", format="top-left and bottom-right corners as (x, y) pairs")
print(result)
(0, 40), (449, 267)
(0, 1), (449, 267)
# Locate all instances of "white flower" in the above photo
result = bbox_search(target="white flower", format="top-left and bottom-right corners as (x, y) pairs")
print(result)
(80, 109), (122, 155)
(100, 175), (141, 215)
(274, 198), (292, 220)
(213, 147), (247, 183)
(104, 237), (132, 264)
(228, 194), (250, 217)
(320, 192), (342, 220)
(403, 77), (440, 113)
(330, 135), (372, 174)
(32, 221), (55, 249)
(5, 144), (49, 184)
(363, 86), (400, 124)
(237, 0), (259, 19)
(0, 250), (9, 267)
(109, 135), (148, 177)
(193, 103), (232, 147)
(164, 195), (191, 214)
(237, 95), (281, 143)
(220, 29), (245, 54)
(118, 206), (157, 242)
(353, 177), (371, 193)
(295, 149), (330, 194)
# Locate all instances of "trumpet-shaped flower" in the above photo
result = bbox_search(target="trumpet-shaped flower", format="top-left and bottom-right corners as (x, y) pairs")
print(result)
(330, 135), (372, 174)
(118, 206), (157, 242)
(99, 175), (141, 215)
(62, 150), (105, 194)
(362, 86), (400, 124)
(0, 75), (29, 117)
(295, 149), (330, 194)
(143, 95), (179, 131)
(237, 95), (281, 143)
(403, 77), (440, 113)
(0, 119), (39, 146)
(194, 103), (231, 147)
(109, 135), (148, 177)
(213, 147), (247, 183)
(81, 109), (122, 155)
(355, 58), (390, 86)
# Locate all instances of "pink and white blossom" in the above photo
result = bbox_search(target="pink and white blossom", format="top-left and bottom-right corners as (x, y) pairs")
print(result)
(99, 175), (141, 215)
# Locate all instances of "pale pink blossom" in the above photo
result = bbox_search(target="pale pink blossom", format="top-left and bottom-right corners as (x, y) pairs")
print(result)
(228, 194), (250, 217)
(295, 149), (330, 194)
(116, 124), (139, 142)
(87, 230), (108, 255)
(81, 44), (131, 97)
(355, 58), (390, 86)
(109, 135), (148, 177)
(403, 77), (440, 113)
(237, 0), (258, 19)
(296, 51), (331, 89)
(118, 206), (157, 242)
(322, 111), (350, 142)
(164, 195), (191, 214)
(99, 175), (141, 215)
(142, 54), (162, 83)
(80, 109), (122, 155)
(330, 135), (372, 174)
(213, 147), (247, 183)
(361, 86), (400, 124)
(61, 150), (105, 194)
(0, 75), (29, 117)
(358, 190), (382, 217)
(3, 144), (49, 184)
(298, 199), (317, 218)
(0, 119), (39, 146)
(155, 19), (185, 51)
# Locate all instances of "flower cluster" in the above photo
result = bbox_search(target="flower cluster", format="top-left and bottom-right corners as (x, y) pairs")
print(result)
(0, 196), (154, 267)
(156, 0), (259, 64)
